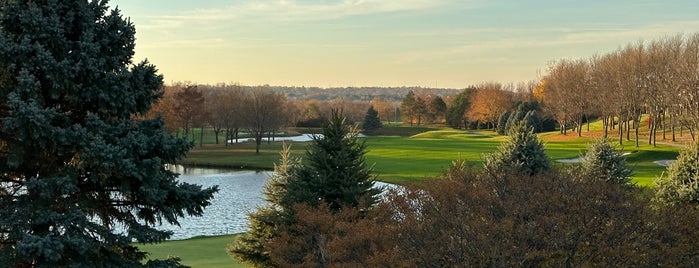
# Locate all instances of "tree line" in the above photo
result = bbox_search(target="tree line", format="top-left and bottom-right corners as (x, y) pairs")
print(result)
(539, 33), (699, 145)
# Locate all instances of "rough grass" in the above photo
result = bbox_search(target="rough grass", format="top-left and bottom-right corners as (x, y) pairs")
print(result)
(138, 235), (245, 268)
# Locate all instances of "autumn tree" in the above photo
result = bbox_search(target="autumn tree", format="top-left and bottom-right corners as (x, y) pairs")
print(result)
(146, 85), (180, 133)
(174, 85), (206, 139)
(0, 1), (217, 266)
(466, 83), (514, 129)
(370, 97), (394, 123)
(383, 165), (665, 267)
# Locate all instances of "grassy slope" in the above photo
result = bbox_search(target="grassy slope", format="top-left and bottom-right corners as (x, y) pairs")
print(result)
(138, 235), (245, 268)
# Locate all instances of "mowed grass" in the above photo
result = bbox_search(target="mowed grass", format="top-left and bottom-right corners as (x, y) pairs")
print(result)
(182, 126), (682, 186)
(137, 235), (245, 268)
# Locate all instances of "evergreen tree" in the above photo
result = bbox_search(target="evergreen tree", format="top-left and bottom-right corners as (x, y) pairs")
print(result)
(483, 122), (551, 177)
(496, 111), (511, 135)
(522, 110), (543, 133)
(0, 1), (217, 266)
(655, 140), (699, 205)
(446, 88), (474, 128)
(362, 105), (382, 134)
(229, 144), (302, 267)
(578, 139), (633, 185)
(285, 110), (381, 211)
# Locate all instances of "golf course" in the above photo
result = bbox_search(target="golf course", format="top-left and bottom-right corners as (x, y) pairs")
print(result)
(138, 122), (686, 267)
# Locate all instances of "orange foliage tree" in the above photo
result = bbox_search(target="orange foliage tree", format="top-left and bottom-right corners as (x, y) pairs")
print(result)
(466, 83), (514, 129)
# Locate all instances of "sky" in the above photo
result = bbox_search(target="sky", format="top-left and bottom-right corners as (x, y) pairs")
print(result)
(111, 0), (699, 88)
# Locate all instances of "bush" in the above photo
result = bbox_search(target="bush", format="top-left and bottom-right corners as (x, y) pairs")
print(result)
(578, 138), (633, 185)
(655, 140), (699, 205)
(483, 122), (550, 177)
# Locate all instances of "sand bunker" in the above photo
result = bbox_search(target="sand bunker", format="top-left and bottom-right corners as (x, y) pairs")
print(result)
(556, 157), (582, 163)
(654, 160), (676, 167)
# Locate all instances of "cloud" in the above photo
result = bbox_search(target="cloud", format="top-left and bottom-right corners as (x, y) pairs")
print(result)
(135, 0), (453, 31)
(393, 20), (699, 64)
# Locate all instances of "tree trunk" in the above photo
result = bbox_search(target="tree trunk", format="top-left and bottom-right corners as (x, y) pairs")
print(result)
(200, 126), (204, 147)
(671, 113), (676, 142)
(255, 132), (262, 154)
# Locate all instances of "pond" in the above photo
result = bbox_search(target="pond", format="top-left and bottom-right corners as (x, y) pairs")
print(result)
(228, 133), (365, 143)
(159, 166), (389, 240)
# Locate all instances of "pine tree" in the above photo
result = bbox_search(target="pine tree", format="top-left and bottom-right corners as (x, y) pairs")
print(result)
(362, 105), (382, 134)
(0, 1), (217, 266)
(578, 139), (633, 185)
(655, 140), (699, 205)
(483, 122), (551, 177)
(285, 110), (381, 211)
(229, 144), (302, 267)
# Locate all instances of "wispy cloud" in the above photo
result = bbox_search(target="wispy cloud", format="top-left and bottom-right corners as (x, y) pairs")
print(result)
(394, 20), (699, 63)
(137, 0), (455, 31)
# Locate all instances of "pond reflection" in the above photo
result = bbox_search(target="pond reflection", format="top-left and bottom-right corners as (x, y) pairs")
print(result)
(161, 166), (391, 240)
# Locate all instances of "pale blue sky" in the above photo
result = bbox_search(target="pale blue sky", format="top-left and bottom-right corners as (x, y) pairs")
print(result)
(111, 0), (699, 88)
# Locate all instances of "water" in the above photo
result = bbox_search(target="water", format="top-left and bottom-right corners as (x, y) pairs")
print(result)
(160, 166), (270, 240)
(159, 166), (390, 240)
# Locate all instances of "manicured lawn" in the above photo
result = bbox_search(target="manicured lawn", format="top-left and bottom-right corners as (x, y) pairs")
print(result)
(181, 127), (681, 186)
(138, 235), (245, 268)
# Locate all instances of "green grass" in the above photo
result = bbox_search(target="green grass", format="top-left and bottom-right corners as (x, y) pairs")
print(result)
(153, 125), (687, 267)
(181, 127), (683, 186)
(137, 235), (246, 268)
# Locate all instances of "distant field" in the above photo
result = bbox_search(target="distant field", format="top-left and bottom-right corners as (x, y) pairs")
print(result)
(181, 125), (682, 186)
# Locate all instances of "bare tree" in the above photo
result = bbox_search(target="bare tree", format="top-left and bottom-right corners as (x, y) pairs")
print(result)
(243, 87), (287, 153)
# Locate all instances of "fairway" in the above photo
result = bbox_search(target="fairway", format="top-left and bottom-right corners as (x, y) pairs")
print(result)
(182, 127), (682, 186)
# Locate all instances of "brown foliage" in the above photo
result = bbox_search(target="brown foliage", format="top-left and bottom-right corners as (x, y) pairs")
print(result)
(262, 165), (699, 267)
(466, 83), (514, 128)
(381, 165), (699, 267)
(266, 203), (403, 268)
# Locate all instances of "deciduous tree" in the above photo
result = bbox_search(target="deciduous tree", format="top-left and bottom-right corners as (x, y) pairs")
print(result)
(242, 88), (287, 153)
(466, 83), (514, 129)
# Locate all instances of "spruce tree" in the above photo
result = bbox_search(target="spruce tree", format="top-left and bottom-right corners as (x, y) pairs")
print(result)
(362, 105), (382, 134)
(229, 144), (302, 267)
(578, 139), (633, 185)
(655, 140), (699, 205)
(483, 121), (551, 176)
(0, 1), (217, 266)
(285, 110), (380, 211)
